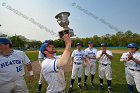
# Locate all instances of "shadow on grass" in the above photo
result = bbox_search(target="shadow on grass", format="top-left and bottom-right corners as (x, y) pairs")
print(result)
(65, 83), (138, 93)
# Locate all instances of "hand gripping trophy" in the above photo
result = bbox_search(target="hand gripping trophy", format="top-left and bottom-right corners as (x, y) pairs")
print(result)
(55, 12), (75, 38)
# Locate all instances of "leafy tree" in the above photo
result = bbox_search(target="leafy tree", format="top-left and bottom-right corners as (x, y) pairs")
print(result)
(1, 31), (140, 48)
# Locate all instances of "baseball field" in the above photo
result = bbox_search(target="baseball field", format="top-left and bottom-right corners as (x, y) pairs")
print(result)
(24, 49), (138, 93)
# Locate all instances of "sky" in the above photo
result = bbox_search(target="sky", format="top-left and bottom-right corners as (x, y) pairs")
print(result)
(0, 0), (140, 42)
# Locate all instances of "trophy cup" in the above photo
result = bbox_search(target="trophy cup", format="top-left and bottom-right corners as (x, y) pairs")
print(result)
(55, 12), (75, 38)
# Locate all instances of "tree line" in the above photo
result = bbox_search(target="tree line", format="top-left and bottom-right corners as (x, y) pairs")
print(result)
(54, 30), (140, 47)
(0, 30), (140, 49)
(0, 34), (42, 50)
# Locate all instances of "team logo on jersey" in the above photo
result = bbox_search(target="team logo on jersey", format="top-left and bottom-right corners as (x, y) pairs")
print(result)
(0, 60), (22, 68)
(75, 54), (83, 56)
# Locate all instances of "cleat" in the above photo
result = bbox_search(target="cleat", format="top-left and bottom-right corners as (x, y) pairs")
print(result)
(99, 83), (104, 90)
(68, 87), (73, 93)
(108, 87), (112, 93)
(78, 84), (82, 92)
(84, 84), (88, 90)
(91, 82), (95, 88)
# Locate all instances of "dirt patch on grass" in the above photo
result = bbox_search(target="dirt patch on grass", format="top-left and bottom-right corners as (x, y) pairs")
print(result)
(112, 50), (127, 54)
(31, 61), (41, 75)
(25, 60), (41, 76)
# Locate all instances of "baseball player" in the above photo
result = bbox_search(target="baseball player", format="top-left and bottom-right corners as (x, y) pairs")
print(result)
(96, 43), (113, 92)
(38, 40), (57, 93)
(40, 34), (71, 93)
(120, 43), (140, 93)
(68, 42), (86, 92)
(0, 37), (34, 93)
(84, 41), (97, 89)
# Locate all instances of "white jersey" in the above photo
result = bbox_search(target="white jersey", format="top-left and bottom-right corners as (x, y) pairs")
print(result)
(85, 48), (97, 62)
(0, 50), (31, 84)
(41, 57), (66, 93)
(120, 52), (140, 70)
(96, 50), (113, 64)
(71, 49), (86, 63)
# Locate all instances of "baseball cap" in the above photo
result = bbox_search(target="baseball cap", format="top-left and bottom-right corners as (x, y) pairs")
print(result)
(76, 42), (81, 46)
(101, 43), (107, 47)
(43, 40), (53, 44)
(0, 37), (12, 45)
(40, 40), (54, 54)
(88, 41), (93, 44)
(127, 43), (139, 51)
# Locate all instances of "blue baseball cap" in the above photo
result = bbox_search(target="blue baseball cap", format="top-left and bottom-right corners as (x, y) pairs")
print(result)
(40, 40), (54, 54)
(127, 43), (139, 51)
(40, 43), (48, 55)
(88, 41), (93, 44)
(0, 37), (12, 45)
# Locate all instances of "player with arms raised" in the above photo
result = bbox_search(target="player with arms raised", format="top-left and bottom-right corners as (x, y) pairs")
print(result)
(40, 34), (71, 93)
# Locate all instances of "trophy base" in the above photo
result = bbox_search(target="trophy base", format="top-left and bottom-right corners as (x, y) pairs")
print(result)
(58, 29), (75, 38)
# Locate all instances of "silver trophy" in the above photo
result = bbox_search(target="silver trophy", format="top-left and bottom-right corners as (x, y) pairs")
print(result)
(55, 12), (75, 38)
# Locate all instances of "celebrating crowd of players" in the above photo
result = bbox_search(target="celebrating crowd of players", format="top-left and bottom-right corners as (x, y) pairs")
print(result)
(0, 35), (140, 93)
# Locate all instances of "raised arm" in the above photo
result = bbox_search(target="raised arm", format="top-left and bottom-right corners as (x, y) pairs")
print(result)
(56, 34), (71, 67)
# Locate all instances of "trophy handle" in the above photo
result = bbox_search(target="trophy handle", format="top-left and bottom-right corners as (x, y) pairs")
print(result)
(69, 29), (75, 37)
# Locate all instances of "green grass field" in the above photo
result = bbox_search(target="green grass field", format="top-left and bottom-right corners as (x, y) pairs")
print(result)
(25, 52), (138, 93)
(25, 51), (38, 62)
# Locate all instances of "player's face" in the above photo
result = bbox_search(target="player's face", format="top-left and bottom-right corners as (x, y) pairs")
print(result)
(128, 48), (137, 53)
(45, 44), (56, 54)
(101, 46), (107, 50)
(76, 45), (81, 49)
(0, 44), (3, 54)
(0, 44), (9, 55)
(88, 44), (93, 48)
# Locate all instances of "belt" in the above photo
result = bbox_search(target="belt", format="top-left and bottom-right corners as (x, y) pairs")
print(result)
(101, 63), (109, 66)
(74, 62), (82, 65)
(129, 68), (140, 72)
